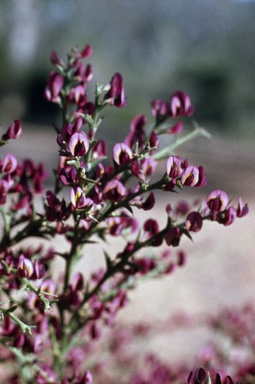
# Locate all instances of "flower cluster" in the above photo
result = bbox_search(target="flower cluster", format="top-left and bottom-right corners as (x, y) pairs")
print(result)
(0, 43), (249, 383)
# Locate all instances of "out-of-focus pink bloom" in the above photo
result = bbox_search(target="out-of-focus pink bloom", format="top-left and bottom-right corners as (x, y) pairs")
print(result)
(0, 179), (9, 205)
(143, 219), (159, 238)
(217, 206), (237, 226)
(196, 166), (207, 187)
(59, 165), (79, 186)
(148, 131), (159, 150)
(50, 50), (65, 68)
(151, 99), (169, 119)
(106, 212), (139, 236)
(131, 158), (158, 182)
(103, 180), (126, 202)
(71, 272), (84, 292)
(165, 227), (181, 247)
(188, 367), (208, 384)
(113, 143), (133, 165)
(206, 190), (229, 212)
(79, 43), (93, 59)
(69, 132), (89, 157)
(68, 83), (86, 104)
(1, 119), (22, 141)
(92, 140), (107, 159)
(167, 121), (184, 135)
(186, 211), (203, 232)
(237, 196), (249, 217)
(1, 153), (17, 174)
(104, 73), (127, 108)
(124, 114), (147, 149)
(44, 71), (64, 103)
(169, 90), (194, 117)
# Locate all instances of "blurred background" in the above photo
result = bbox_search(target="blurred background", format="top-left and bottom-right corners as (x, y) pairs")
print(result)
(0, 0), (254, 194)
(0, 0), (255, 137)
(0, 0), (255, 365)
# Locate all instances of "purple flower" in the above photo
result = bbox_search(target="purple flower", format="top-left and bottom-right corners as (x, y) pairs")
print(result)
(113, 143), (133, 165)
(131, 158), (158, 182)
(169, 90), (194, 117)
(50, 50), (65, 68)
(1, 119), (22, 141)
(104, 73), (127, 108)
(17, 255), (34, 278)
(0, 179), (9, 205)
(166, 155), (184, 179)
(103, 180), (126, 202)
(165, 227), (181, 247)
(217, 206), (237, 226)
(70, 187), (93, 209)
(181, 165), (200, 187)
(44, 71), (64, 103)
(78, 43), (93, 59)
(206, 190), (229, 212)
(151, 99), (169, 120)
(124, 114), (147, 149)
(188, 367), (208, 384)
(1, 153), (17, 174)
(186, 211), (203, 232)
(69, 132), (89, 157)
(106, 212), (139, 236)
(237, 196), (249, 218)
(167, 121), (183, 135)
(148, 131), (159, 150)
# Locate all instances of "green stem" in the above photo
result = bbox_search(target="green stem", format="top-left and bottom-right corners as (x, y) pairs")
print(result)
(153, 124), (212, 160)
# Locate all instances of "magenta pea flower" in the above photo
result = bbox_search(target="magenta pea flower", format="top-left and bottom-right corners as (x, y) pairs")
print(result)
(143, 218), (163, 246)
(1, 153), (17, 174)
(148, 131), (159, 150)
(70, 187), (93, 209)
(188, 367), (208, 384)
(76, 43), (93, 59)
(1, 119), (22, 141)
(169, 90), (194, 117)
(166, 155), (184, 179)
(165, 227), (181, 247)
(44, 71), (64, 103)
(69, 132), (89, 157)
(50, 50), (65, 68)
(196, 165), (207, 187)
(206, 190), (229, 212)
(167, 121), (184, 135)
(0, 179), (9, 205)
(151, 99), (169, 119)
(237, 196), (249, 217)
(113, 143), (133, 165)
(104, 72), (127, 108)
(181, 165), (200, 187)
(106, 212), (139, 236)
(131, 157), (157, 182)
(103, 179), (126, 202)
(17, 255), (34, 279)
(217, 206), (237, 226)
(71, 272), (84, 292)
(186, 211), (203, 232)
(124, 114), (147, 149)
(143, 218), (159, 238)
(68, 83), (86, 104)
